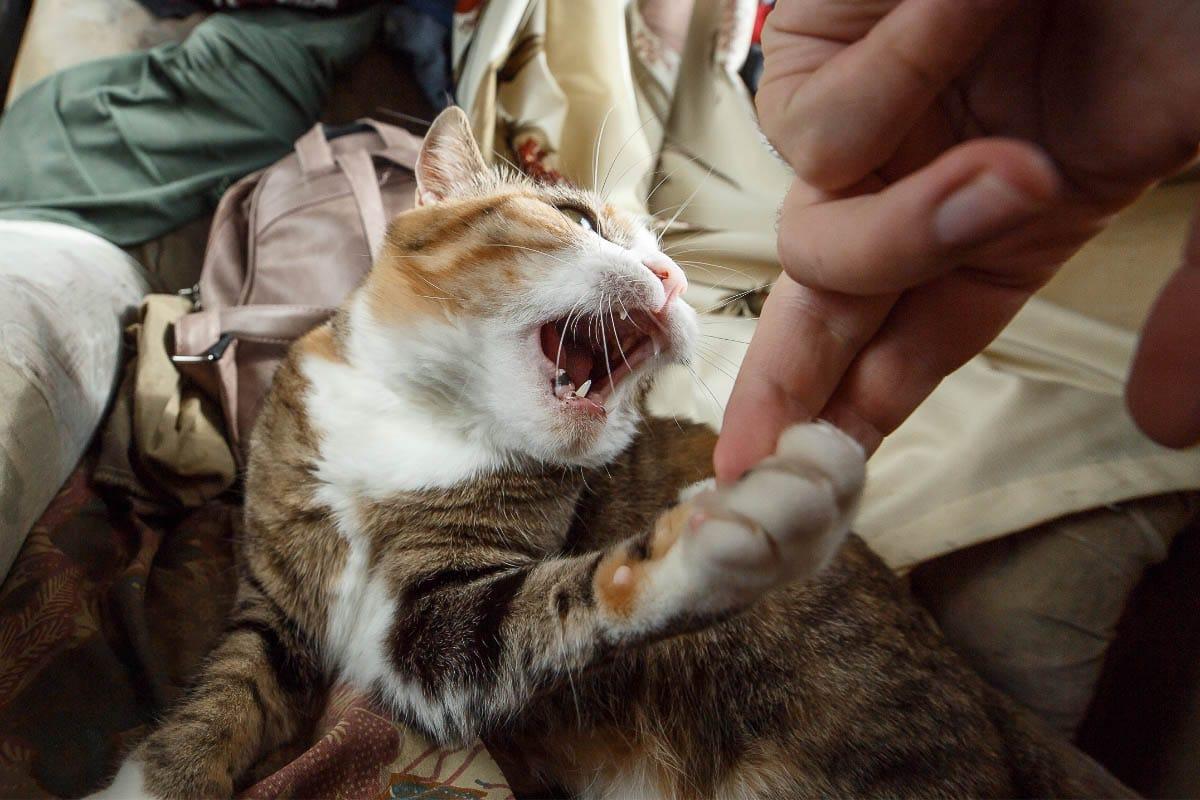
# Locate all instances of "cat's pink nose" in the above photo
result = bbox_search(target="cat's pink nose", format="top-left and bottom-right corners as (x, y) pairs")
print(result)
(642, 254), (687, 311)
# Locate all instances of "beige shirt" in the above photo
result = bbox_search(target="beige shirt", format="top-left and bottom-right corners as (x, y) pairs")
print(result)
(459, 0), (1200, 570)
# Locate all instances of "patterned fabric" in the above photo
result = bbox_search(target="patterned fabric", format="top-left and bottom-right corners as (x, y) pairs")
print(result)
(0, 456), (514, 800)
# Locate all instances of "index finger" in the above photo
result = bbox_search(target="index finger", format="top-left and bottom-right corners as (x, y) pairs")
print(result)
(758, 0), (1020, 191)
(714, 274), (895, 484)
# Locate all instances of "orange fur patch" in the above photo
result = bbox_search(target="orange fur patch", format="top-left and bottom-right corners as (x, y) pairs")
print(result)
(296, 325), (342, 363)
(650, 502), (694, 560)
(595, 551), (645, 619)
(596, 503), (697, 618)
(366, 190), (579, 325)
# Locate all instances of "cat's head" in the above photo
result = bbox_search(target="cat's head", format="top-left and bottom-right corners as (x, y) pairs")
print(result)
(351, 106), (698, 469)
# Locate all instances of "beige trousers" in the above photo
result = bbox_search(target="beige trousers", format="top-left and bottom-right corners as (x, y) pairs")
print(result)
(912, 492), (1200, 736)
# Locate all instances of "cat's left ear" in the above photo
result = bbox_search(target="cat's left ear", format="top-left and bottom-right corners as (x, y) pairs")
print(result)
(415, 106), (488, 205)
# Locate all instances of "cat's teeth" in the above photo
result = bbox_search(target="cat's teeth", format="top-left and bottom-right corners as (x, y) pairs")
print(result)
(576, 379), (593, 398)
(554, 372), (576, 400)
(619, 308), (628, 320)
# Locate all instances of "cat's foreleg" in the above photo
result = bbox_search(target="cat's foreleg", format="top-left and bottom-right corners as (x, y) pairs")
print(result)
(384, 422), (864, 744)
(593, 420), (866, 637)
(87, 584), (324, 800)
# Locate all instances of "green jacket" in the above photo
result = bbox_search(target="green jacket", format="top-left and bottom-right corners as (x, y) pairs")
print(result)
(0, 8), (380, 246)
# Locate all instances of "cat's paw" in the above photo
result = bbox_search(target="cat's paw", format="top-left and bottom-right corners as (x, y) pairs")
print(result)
(595, 422), (865, 632)
(674, 421), (865, 604)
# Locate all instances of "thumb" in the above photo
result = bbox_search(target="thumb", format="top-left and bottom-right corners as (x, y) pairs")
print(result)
(1126, 202), (1200, 447)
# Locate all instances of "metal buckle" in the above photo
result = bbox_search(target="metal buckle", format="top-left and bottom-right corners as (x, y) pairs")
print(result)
(171, 333), (234, 365)
(177, 283), (202, 310)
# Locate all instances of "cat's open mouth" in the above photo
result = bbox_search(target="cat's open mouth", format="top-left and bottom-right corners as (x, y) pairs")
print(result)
(537, 308), (665, 415)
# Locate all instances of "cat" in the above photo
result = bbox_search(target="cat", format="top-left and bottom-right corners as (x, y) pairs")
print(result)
(88, 106), (1093, 800)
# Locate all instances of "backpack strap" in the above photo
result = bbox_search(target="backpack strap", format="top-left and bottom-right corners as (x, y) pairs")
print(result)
(293, 124), (337, 175)
(171, 304), (336, 454)
(358, 117), (417, 150)
(336, 149), (388, 261)
(173, 305), (336, 362)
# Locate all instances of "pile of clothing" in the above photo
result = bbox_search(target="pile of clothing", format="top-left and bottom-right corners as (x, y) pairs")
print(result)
(0, 1), (1197, 797)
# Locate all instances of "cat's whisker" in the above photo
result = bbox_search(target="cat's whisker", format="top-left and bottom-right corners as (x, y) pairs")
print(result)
(490, 149), (525, 178)
(701, 315), (761, 325)
(614, 295), (641, 338)
(695, 342), (744, 370)
(599, 113), (657, 199)
(657, 167), (714, 240)
(672, 259), (752, 282)
(558, 298), (587, 377)
(374, 106), (433, 129)
(602, 148), (661, 205)
(608, 307), (634, 377)
(696, 283), (772, 315)
(693, 349), (739, 382)
(489, 242), (571, 266)
(591, 104), (617, 191)
(661, 244), (725, 258)
(700, 333), (752, 345)
(644, 161), (687, 207)
(596, 301), (614, 389)
(555, 620), (584, 731)
(653, 200), (729, 214)
(379, 252), (474, 301)
(682, 362), (726, 415)
(661, 244), (725, 262)
(412, 271), (469, 302)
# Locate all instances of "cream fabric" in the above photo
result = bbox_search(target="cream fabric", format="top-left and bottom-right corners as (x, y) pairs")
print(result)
(0, 221), (151, 578)
(860, 291), (1200, 569)
(454, 0), (1200, 570)
(860, 181), (1200, 567)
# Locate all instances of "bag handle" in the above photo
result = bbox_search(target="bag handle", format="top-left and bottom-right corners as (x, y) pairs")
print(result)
(337, 149), (388, 261)
(358, 118), (415, 150)
(172, 305), (335, 364)
(294, 125), (336, 175)
(293, 118), (419, 177)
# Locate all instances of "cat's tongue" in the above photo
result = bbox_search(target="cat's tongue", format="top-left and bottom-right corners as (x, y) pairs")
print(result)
(539, 322), (594, 387)
(563, 343), (594, 387)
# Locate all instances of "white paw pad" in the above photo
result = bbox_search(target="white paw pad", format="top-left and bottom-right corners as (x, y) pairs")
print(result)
(683, 421), (865, 596)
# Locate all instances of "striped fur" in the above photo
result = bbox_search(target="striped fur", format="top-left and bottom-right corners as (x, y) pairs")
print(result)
(89, 108), (1086, 800)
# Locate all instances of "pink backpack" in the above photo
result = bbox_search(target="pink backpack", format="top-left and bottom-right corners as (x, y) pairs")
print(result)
(172, 119), (422, 461)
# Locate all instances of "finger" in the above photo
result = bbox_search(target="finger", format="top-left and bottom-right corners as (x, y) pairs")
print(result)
(818, 270), (1044, 451)
(1126, 205), (1200, 447)
(778, 138), (1060, 295)
(755, 0), (901, 165)
(761, 0), (1021, 190)
(714, 275), (895, 484)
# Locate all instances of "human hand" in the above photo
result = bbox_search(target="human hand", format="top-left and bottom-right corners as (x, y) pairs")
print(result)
(715, 0), (1200, 483)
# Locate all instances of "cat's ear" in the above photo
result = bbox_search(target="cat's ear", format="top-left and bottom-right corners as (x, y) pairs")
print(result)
(415, 106), (488, 205)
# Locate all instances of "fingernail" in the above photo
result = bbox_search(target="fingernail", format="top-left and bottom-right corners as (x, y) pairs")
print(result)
(934, 173), (1042, 247)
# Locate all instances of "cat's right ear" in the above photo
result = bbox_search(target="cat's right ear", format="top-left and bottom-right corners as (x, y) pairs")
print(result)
(415, 106), (488, 205)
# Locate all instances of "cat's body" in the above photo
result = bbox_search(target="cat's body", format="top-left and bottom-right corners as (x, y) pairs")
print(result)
(91, 107), (1085, 800)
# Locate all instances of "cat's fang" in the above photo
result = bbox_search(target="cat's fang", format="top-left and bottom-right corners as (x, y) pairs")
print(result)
(577, 379), (593, 398)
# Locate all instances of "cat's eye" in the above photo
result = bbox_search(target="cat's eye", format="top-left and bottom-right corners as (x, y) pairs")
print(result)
(557, 204), (600, 236)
